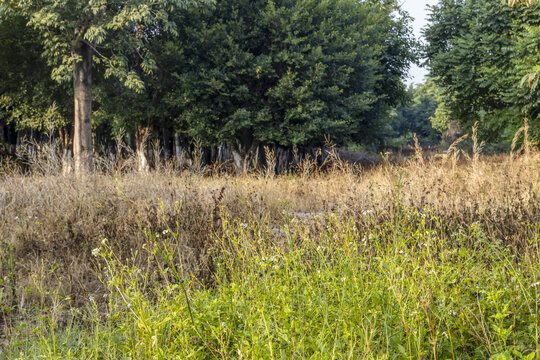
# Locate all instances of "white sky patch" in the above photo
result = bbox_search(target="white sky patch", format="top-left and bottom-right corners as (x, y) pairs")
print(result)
(400, 0), (439, 86)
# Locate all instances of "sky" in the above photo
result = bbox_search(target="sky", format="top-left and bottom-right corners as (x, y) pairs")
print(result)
(400, 0), (439, 86)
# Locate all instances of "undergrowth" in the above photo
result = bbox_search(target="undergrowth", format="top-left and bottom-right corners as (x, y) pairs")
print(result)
(1, 202), (540, 359)
(0, 140), (538, 359)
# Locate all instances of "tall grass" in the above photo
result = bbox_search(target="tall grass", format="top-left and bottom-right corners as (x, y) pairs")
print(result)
(0, 138), (538, 358)
(2, 204), (539, 359)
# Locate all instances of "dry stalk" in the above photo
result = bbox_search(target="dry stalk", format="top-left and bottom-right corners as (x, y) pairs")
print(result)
(322, 135), (347, 173)
(446, 134), (469, 169)
(263, 146), (276, 179)
(152, 139), (161, 172)
(192, 137), (204, 174)
(413, 133), (424, 166)
(472, 121), (485, 165)
(523, 118), (530, 158)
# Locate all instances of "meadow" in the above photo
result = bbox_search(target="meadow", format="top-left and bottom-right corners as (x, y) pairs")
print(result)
(0, 145), (539, 359)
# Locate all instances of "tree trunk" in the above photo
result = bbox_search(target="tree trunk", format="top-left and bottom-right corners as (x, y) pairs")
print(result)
(232, 140), (259, 174)
(275, 147), (290, 174)
(7, 126), (17, 155)
(60, 126), (73, 175)
(161, 127), (170, 158)
(174, 133), (183, 163)
(135, 125), (151, 173)
(72, 39), (94, 175)
(0, 124), (5, 156)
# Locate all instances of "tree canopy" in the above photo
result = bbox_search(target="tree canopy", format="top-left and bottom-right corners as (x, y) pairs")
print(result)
(167, 0), (416, 155)
(1, 0), (420, 170)
(424, 0), (540, 143)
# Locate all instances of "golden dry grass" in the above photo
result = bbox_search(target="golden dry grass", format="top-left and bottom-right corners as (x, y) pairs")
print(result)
(0, 150), (539, 316)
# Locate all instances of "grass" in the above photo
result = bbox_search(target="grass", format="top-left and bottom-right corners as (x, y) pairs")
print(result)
(0, 148), (539, 359)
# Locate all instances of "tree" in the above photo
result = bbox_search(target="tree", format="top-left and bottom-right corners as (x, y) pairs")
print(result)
(168, 0), (416, 170)
(424, 0), (540, 144)
(93, 21), (182, 172)
(0, 0), (200, 174)
(0, 15), (72, 156)
(386, 80), (441, 148)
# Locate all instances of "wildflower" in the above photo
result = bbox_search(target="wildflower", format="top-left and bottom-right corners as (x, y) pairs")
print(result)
(162, 229), (169, 235)
(448, 309), (457, 316)
(530, 282), (540, 288)
(89, 296), (95, 302)
(101, 237), (107, 244)
(14, 216), (19, 220)
(91, 248), (100, 257)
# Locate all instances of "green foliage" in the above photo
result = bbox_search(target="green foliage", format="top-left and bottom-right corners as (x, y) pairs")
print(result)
(424, 0), (540, 144)
(0, 0), (204, 142)
(1, 0), (416, 152)
(0, 0), (199, 90)
(0, 16), (70, 131)
(4, 205), (540, 358)
(387, 80), (442, 147)
(169, 0), (416, 149)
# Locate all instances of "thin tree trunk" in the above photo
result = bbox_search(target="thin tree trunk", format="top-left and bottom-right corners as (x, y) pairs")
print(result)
(161, 127), (170, 158)
(174, 133), (182, 163)
(135, 125), (151, 173)
(60, 126), (73, 174)
(8, 127), (16, 155)
(72, 39), (94, 175)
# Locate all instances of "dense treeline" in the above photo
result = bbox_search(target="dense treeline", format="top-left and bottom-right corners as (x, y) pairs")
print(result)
(424, 0), (540, 144)
(0, 0), (417, 173)
(2, 0), (539, 174)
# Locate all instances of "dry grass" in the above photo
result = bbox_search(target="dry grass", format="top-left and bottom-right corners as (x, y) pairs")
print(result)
(0, 147), (539, 328)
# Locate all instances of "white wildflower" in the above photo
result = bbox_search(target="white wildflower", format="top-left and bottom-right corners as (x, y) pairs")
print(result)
(91, 248), (100, 257)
